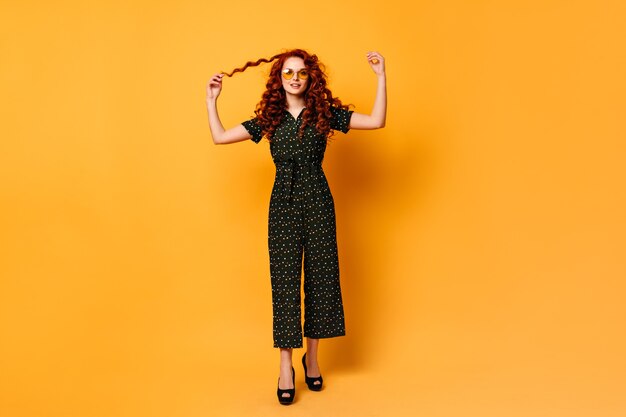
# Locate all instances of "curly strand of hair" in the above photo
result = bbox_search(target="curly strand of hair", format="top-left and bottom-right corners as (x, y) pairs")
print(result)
(221, 54), (281, 77)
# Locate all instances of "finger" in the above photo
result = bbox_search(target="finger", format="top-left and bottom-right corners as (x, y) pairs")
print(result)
(366, 52), (381, 63)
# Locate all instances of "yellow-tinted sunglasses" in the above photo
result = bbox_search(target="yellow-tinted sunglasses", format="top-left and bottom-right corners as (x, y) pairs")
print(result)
(281, 68), (309, 80)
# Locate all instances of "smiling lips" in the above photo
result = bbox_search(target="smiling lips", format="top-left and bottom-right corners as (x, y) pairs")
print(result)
(290, 83), (301, 89)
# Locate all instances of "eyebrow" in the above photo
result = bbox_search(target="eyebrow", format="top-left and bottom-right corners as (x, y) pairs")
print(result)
(283, 68), (307, 71)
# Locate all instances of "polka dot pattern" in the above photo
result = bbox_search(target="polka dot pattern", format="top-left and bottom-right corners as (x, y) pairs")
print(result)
(242, 106), (353, 348)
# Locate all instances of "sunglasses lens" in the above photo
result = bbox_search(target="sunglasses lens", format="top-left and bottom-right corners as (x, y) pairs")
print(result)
(282, 69), (294, 80)
(298, 70), (308, 79)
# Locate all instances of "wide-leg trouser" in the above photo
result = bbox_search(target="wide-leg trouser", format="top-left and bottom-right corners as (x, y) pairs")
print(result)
(267, 167), (346, 348)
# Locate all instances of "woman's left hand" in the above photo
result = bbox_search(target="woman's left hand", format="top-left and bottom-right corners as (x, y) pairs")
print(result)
(366, 51), (385, 75)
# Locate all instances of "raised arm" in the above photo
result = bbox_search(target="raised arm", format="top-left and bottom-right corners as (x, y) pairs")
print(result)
(348, 51), (387, 130)
(205, 73), (253, 145)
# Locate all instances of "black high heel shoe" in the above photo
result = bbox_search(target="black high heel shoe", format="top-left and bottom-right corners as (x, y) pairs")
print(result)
(277, 366), (295, 405)
(302, 352), (323, 391)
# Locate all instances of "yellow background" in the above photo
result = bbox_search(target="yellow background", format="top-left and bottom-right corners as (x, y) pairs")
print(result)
(1, 1), (625, 416)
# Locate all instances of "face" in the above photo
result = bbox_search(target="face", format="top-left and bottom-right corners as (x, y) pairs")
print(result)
(281, 56), (309, 96)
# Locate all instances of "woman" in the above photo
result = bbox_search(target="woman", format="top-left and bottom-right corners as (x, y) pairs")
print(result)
(205, 49), (386, 405)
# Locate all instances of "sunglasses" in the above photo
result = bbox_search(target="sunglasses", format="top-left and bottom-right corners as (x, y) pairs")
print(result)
(281, 68), (309, 80)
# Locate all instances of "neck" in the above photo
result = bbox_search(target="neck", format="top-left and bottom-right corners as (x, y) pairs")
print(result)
(285, 93), (305, 110)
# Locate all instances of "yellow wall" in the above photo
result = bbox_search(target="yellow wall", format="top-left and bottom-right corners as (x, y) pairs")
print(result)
(1, 1), (625, 416)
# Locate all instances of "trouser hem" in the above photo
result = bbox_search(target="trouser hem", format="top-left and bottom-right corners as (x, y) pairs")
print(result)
(273, 332), (346, 349)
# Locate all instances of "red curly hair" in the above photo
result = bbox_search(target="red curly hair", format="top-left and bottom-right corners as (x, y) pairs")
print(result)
(222, 49), (351, 142)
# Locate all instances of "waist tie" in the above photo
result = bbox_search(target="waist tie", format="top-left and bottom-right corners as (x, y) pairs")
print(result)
(275, 159), (322, 201)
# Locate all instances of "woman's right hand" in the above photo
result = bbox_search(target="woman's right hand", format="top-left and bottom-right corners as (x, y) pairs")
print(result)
(206, 73), (224, 101)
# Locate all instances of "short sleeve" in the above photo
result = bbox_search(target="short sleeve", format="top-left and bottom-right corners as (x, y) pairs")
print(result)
(241, 117), (263, 144)
(329, 106), (354, 134)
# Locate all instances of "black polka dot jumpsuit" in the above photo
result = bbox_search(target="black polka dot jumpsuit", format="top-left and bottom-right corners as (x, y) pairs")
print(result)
(242, 106), (353, 348)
